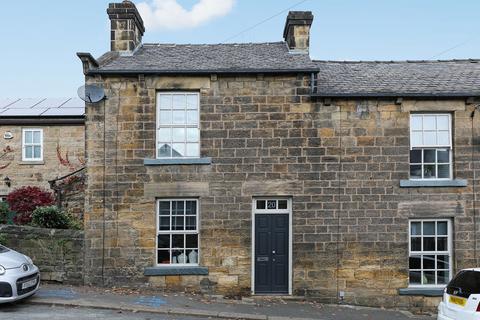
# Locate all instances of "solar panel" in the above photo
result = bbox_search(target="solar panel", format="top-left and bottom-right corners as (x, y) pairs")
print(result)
(0, 98), (20, 109)
(0, 98), (85, 117)
(32, 98), (71, 109)
(41, 107), (85, 116)
(6, 98), (45, 109)
(60, 98), (85, 108)
(1, 108), (50, 116)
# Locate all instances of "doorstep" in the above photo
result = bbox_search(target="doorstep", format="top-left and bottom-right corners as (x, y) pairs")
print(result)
(250, 295), (306, 301)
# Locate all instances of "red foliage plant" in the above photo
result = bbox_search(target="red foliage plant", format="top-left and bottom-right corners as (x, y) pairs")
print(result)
(7, 186), (55, 224)
(13, 213), (33, 225)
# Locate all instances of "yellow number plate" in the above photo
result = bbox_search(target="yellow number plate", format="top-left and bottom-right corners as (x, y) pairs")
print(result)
(449, 296), (467, 307)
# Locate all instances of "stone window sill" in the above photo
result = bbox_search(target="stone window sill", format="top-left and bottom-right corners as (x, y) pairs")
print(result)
(144, 158), (212, 166)
(399, 179), (467, 188)
(19, 161), (45, 165)
(398, 287), (444, 297)
(144, 266), (208, 276)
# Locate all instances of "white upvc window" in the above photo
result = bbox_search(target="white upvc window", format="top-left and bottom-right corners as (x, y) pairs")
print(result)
(22, 128), (43, 161)
(156, 92), (200, 159)
(409, 219), (452, 287)
(156, 199), (199, 266)
(409, 114), (452, 180)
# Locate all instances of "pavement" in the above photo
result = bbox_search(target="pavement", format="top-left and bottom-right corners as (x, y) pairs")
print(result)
(0, 304), (214, 320)
(17, 284), (434, 320)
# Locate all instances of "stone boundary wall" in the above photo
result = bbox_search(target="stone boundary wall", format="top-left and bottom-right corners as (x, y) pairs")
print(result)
(0, 225), (84, 285)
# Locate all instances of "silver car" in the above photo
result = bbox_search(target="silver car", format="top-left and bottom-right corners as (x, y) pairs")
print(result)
(0, 245), (40, 303)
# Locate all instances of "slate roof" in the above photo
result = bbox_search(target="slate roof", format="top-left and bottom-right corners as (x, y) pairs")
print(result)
(0, 98), (85, 117)
(86, 41), (480, 97)
(314, 59), (480, 97)
(92, 42), (319, 74)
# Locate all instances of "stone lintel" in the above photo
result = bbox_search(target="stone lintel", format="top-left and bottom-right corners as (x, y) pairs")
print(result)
(398, 201), (465, 218)
(144, 182), (210, 198)
(241, 180), (302, 196)
(145, 76), (211, 90)
(401, 100), (466, 112)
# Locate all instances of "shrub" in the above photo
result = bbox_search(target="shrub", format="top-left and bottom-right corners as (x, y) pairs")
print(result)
(13, 213), (34, 225)
(66, 214), (83, 230)
(7, 186), (54, 225)
(0, 202), (10, 224)
(32, 206), (70, 229)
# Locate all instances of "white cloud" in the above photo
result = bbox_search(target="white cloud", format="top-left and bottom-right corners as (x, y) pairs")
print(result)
(136, 0), (236, 31)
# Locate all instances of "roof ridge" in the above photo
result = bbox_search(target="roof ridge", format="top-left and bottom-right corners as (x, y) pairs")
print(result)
(313, 59), (480, 64)
(142, 41), (286, 47)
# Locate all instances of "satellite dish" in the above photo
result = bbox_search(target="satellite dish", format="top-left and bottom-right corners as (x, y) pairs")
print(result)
(77, 85), (105, 103)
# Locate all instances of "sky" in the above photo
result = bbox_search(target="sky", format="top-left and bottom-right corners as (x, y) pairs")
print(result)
(0, 0), (478, 97)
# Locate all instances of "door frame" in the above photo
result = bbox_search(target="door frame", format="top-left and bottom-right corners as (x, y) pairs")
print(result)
(251, 197), (293, 295)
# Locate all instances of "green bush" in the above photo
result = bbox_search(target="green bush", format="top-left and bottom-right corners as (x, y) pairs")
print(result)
(0, 202), (13, 225)
(66, 214), (83, 230)
(32, 206), (70, 229)
(0, 233), (6, 245)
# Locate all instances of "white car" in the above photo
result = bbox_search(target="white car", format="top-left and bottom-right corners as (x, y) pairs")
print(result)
(0, 245), (40, 303)
(438, 268), (480, 320)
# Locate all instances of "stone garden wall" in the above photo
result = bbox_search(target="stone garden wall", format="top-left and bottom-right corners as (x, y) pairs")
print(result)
(0, 224), (84, 285)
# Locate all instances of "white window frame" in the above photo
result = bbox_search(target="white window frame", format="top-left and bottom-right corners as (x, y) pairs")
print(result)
(22, 128), (43, 161)
(156, 199), (200, 267)
(409, 148), (453, 180)
(409, 114), (452, 180)
(156, 92), (200, 159)
(408, 219), (453, 288)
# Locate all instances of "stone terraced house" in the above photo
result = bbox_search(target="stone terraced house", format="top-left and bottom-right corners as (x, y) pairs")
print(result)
(0, 98), (85, 214)
(77, 0), (480, 311)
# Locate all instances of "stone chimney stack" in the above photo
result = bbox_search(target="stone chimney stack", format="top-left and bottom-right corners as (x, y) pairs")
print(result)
(107, 0), (145, 52)
(283, 11), (314, 53)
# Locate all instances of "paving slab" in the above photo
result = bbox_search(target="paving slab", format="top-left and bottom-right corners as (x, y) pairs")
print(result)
(26, 284), (435, 320)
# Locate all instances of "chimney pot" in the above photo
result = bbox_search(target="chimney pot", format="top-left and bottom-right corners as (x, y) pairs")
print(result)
(107, 1), (145, 52)
(283, 11), (314, 53)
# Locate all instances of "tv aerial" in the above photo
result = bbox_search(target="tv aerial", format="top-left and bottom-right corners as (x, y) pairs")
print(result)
(77, 85), (106, 103)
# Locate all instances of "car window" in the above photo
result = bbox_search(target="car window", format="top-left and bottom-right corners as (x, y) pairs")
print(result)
(0, 245), (9, 253)
(447, 270), (480, 298)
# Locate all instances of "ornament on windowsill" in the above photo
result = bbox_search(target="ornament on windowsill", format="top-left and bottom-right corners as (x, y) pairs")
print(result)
(188, 250), (198, 264)
(177, 253), (187, 264)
